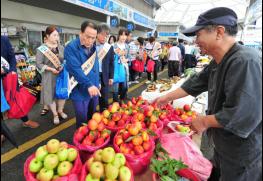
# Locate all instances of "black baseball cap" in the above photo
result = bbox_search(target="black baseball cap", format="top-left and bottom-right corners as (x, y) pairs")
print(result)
(182, 7), (238, 36)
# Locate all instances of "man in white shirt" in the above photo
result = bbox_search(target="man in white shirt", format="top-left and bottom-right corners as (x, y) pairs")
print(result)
(184, 41), (194, 69)
(167, 41), (182, 77)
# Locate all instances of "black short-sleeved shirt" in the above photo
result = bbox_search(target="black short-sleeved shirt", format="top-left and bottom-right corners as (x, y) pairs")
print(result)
(181, 43), (262, 167)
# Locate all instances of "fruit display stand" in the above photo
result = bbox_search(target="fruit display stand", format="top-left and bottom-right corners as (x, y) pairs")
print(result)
(141, 78), (196, 108)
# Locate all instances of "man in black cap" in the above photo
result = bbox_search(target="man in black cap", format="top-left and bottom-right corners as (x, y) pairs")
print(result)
(154, 7), (262, 181)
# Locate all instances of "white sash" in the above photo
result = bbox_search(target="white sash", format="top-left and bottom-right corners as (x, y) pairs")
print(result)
(37, 45), (62, 69)
(68, 43), (111, 94)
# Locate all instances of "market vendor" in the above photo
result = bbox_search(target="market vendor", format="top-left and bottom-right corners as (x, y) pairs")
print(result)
(154, 7), (262, 181)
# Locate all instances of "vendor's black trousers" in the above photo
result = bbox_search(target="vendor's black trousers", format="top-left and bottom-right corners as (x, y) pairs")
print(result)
(168, 61), (179, 78)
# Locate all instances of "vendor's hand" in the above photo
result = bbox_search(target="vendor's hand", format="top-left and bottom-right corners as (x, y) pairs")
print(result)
(88, 86), (101, 97)
(153, 95), (170, 107)
(109, 79), (113, 86)
(190, 115), (208, 134)
(51, 68), (60, 74)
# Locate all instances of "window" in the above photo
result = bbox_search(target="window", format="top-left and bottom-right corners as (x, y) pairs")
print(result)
(27, 31), (42, 55)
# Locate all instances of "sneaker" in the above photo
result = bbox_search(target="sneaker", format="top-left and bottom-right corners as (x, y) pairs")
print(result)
(58, 112), (68, 119)
(22, 120), (40, 128)
(135, 76), (139, 80)
(53, 115), (60, 125)
(146, 80), (151, 84)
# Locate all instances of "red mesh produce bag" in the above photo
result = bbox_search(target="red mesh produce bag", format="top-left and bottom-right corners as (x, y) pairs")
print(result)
(113, 131), (155, 175)
(79, 153), (135, 181)
(72, 130), (111, 162)
(24, 145), (82, 181)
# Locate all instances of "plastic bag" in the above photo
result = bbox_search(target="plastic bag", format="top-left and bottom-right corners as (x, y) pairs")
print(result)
(24, 145), (82, 181)
(55, 67), (69, 99)
(79, 152), (135, 181)
(132, 60), (144, 72)
(1, 79), (10, 113)
(146, 59), (155, 73)
(113, 54), (126, 83)
(113, 130), (155, 175)
(160, 133), (213, 180)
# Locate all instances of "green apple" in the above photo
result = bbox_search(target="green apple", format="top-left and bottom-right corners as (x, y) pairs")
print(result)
(57, 161), (73, 176)
(86, 156), (94, 171)
(94, 149), (103, 162)
(39, 168), (54, 181)
(44, 154), (59, 170)
(46, 139), (60, 154)
(67, 148), (78, 162)
(85, 173), (99, 181)
(105, 163), (119, 180)
(36, 146), (48, 162)
(112, 153), (126, 168)
(57, 147), (68, 162)
(90, 161), (104, 179)
(119, 166), (132, 181)
(29, 158), (43, 173)
(102, 147), (115, 163)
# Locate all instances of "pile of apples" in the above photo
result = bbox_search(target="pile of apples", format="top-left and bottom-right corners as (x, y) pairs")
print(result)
(85, 147), (132, 181)
(114, 123), (153, 155)
(161, 104), (197, 123)
(74, 113), (111, 147)
(28, 139), (78, 181)
(102, 102), (132, 129)
(175, 124), (191, 134)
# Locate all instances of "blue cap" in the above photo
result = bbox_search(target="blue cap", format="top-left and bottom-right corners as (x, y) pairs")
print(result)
(182, 7), (238, 36)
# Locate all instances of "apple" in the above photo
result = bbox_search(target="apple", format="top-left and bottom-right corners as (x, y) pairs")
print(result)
(128, 125), (139, 136)
(85, 173), (99, 181)
(59, 141), (68, 149)
(102, 110), (110, 118)
(82, 136), (92, 146)
(112, 112), (121, 122)
(46, 139), (60, 154)
(88, 119), (98, 131)
(107, 121), (115, 127)
(105, 163), (119, 180)
(117, 119), (126, 127)
(142, 131), (149, 142)
(39, 168), (54, 181)
(101, 129), (111, 139)
(75, 131), (85, 142)
(95, 137), (104, 146)
(29, 158), (43, 173)
(67, 148), (78, 162)
(143, 141), (151, 151)
(52, 175), (60, 180)
(36, 173), (41, 180)
(120, 144), (130, 154)
(134, 145), (144, 155)
(112, 102), (120, 110)
(119, 166), (132, 181)
(36, 146), (48, 162)
(86, 156), (94, 171)
(43, 154), (59, 170)
(57, 147), (68, 162)
(90, 161), (104, 179)
(183, 104), (191, 112)
(115, 135), (124, 146)
(92, 112), (102, 123)
(132, 136), (143, 146)
(78, 125), (89, 136)
(112, 153), (126, 168)
(122, 131), (130, 141)
(94, 149), (103, 161)
(102, 147), (115, 163)
(150, 115), (158, 123)
(97, 122), (105, 132)
(57, 161), (73, 176)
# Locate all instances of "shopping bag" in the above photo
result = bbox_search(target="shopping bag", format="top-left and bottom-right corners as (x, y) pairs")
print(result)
(1, 79), (10, 113)
(55, 67), (69, 99)
(113, 54), (126, 83)
(132, 59), (144, 72)
(2, 73), (37, 119)
(160, 132), (213, 180)
(146, 59), (155, 73)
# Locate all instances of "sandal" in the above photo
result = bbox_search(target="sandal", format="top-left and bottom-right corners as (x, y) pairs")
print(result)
(22, 120), (40, 128)
(58, 112), (68, 119)
(40, 108), (49, 116)
(53, 115), (60, 125)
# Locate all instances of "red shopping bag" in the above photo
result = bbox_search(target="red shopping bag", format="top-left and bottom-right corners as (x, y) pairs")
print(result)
(146, 59), (155, 73)
(2, 73), (37, 119)
(132, 60), (144, 72)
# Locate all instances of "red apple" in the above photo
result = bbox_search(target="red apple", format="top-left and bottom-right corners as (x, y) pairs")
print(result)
(134, 145), (144, 155)
(97, 122), (105, 132)
(95, 137), (104, 146)
(115, 136), (123, 145)
(88, 119), (98, 131)
(78, 125), (89, 135)
(108, 121), (115, 127)
(183, 104), (191, 112)
(118, 119), (126, 127)
(143, 141), (151, 151)
(122, 131), (131, 141)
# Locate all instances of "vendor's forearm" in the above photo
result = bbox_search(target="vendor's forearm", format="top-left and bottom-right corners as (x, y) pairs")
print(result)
(166, 87), (189, 101)
(205, 115), (223, 128)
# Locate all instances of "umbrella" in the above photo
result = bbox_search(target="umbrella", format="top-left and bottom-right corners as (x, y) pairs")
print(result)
(1, 121), (18, 148)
